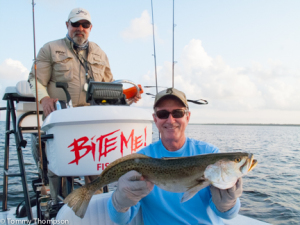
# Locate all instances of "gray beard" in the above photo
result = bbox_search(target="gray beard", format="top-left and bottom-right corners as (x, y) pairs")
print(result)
(73, 36), (86, 45)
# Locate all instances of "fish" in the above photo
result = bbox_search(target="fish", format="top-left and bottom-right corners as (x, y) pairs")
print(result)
(63, 152), (257, 218)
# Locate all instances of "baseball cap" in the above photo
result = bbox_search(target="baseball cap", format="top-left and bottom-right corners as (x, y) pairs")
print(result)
(153, 88), (189, 109)
(68, 8), (92, 23)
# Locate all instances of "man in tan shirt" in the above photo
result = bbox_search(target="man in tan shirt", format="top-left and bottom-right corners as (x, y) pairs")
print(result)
(28, 8), (117, 117)
(28, 8), (140, 202)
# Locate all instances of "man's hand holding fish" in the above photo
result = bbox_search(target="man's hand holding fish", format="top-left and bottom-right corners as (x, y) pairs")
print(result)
(211, 178), (243, 213)
(111, 170), (154, 212)
(63, 88), (257, 224)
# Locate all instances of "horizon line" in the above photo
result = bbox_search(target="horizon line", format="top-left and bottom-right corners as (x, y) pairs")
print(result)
(189, 123), (300, 126)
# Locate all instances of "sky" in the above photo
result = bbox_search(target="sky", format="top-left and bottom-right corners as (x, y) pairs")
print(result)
(0, 0), (300, 124)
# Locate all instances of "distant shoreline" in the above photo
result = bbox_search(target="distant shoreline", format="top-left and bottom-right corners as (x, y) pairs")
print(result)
(0, 121), (299, 127)
(190, 123), (300, 126)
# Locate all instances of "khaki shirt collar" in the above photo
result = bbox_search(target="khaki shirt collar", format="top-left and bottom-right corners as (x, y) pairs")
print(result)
(64, 36), (91, 62)
(64, 36), (75, 51)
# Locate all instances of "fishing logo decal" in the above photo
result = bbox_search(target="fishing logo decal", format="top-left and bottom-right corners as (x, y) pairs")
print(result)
(76, 10), (87, 15)
(166, 88), (173, 94)
(67, 127), (147, 169)
(55, 50), (66, 55)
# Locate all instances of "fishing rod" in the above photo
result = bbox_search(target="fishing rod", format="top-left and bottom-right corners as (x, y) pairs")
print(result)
(32, 0), (45, 184)
(149, 0), (175, 91)
(169, 1), (208, 105)
(147, 0), (208, 106)
(150, 0), (161, 140)
(172, 0), (175, 88)
(150, 0), (158, 95)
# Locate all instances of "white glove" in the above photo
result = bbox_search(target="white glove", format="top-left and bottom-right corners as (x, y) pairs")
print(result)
(210, 178), (243, 212)
(112, 170), (154, 212)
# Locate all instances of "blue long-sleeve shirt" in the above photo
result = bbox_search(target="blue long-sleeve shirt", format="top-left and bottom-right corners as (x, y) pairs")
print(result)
(108, 137), (241, 225)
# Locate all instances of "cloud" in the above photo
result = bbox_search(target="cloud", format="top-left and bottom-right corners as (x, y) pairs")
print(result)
(0, 59), (30, 106)
(140, 39), (300, 113)
(121, 10), (154, 40)
(0, 59), (29, 81)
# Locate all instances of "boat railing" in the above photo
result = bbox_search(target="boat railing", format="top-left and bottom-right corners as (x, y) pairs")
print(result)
(1, 80), (42, 220)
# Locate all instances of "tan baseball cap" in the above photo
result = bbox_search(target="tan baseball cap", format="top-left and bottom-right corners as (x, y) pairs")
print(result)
(154, 88), (189, 109)
(68, 8), (92, 23)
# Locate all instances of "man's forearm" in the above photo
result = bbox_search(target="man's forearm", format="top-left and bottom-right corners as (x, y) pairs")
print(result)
(209, 197), (241, 220)
(107, 196), (140, 224)
(28, 78), (49, 102)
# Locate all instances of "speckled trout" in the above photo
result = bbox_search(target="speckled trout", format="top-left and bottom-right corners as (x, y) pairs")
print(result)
(64, 152), (257, 218)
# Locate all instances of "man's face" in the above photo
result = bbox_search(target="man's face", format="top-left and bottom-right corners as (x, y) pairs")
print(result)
(66, 20), (92, 45)
(153, 98), (190, 147)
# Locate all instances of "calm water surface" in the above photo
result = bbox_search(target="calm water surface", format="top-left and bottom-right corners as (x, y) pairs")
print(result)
(1, 122), (300, 225)
(153, 124), (300, 225)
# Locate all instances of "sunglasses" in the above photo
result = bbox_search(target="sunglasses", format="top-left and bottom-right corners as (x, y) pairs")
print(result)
(70, 22), (91, 29)
(155, 109), (188, 119)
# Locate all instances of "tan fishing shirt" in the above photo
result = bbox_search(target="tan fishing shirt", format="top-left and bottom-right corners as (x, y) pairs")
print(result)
(28, 37), (113, 106)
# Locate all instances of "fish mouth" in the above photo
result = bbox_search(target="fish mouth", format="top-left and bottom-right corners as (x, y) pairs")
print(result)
(247, 154), (258, 172)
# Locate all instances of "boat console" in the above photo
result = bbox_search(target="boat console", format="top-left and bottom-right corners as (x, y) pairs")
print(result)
(1, 80), (152, 223)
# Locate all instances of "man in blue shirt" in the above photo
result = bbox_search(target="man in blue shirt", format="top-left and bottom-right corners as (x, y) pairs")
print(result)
(107, 88), (243, 224)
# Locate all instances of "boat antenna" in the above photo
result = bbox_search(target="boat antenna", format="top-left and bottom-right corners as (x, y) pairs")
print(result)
(150, 0), (158, 94)
(32, 0), (45, 183)
(172, 0), (175, 88)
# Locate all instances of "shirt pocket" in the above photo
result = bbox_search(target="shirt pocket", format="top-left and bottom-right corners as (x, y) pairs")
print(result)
(89, 53), (106, 81)
(52, 54), (73, 82)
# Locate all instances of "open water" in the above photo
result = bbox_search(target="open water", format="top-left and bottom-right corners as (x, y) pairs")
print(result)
(0, 122), (299, 225)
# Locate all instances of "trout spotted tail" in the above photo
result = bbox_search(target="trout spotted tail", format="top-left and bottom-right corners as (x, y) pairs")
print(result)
(63, 182), (99, 218)
(63, 154), (150, 218)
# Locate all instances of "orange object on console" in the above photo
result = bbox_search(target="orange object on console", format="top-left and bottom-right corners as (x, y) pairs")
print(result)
(123, 84), (144, 99)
